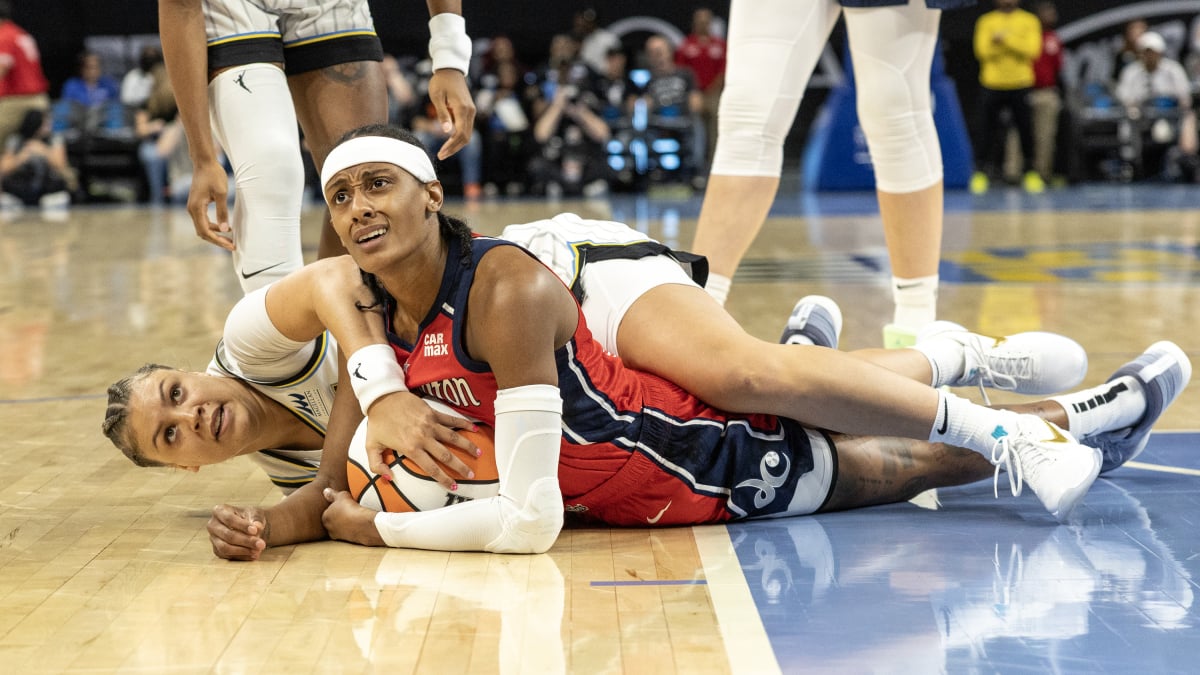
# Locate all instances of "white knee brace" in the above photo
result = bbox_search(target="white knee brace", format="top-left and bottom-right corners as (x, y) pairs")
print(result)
(710, 0), (841, 177)
(209, 63), (306, 293)
(845, 2), (943, 193)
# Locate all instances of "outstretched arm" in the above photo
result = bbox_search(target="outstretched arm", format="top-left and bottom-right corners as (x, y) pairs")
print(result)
(157, 0), (233, 251)
(425, 0), (477, 159)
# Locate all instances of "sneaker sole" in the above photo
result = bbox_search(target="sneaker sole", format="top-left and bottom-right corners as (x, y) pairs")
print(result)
(780, 295), (842, 349)
(1048, 446), (1101, 523)
(1096, 341), (1192, 473)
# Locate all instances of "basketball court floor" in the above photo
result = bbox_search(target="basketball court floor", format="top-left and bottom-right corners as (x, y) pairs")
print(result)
(1, 182), (1197, 673)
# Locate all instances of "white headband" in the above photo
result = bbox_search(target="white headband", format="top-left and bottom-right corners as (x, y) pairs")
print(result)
(320, 136), (438, 194)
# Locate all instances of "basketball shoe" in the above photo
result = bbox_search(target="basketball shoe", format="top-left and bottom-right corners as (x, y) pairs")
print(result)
(990, 415), (1101, 522)
(917, 321), (1088, 402)
(779, 295), (842, 349)
(1090, 341), (1191, 474)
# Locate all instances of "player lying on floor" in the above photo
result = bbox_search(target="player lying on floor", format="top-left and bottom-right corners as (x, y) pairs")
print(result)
(102, 125), (1190, 558)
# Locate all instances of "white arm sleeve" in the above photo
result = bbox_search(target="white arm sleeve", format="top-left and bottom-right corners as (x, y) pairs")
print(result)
(373, 384), (564, 553)
(220, 285), (316, 380)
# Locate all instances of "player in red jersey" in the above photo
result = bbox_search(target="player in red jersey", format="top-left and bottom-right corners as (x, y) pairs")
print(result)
(193, 126), (1192, 558)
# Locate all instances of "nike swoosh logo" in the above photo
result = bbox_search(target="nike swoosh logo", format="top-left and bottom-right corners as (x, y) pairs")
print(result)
(646, 501), (672, 524)
(937, 399), (949, 435)
(1042, 420), (1067, 443)
(240, 262), (286, 279)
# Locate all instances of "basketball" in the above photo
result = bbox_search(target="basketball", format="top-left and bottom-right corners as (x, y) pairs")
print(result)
(346, 399), (500, 513)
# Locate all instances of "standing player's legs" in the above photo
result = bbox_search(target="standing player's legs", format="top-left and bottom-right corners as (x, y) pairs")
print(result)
(203, 0), (308, 294)
(844, 1), (944, 346)
(209, 64), (306, 294)
(690, 0), (842, 305)
(278, 0), (387, 260)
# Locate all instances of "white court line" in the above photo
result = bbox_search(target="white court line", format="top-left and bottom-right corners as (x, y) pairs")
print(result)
(693, 525), (781, 675)
(1124, 460), (1200, 477)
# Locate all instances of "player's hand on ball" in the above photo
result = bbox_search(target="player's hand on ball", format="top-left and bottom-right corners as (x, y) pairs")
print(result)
(366, 393), (479, 489)
(322, 488), (385, 546)
(208, 504), (268, 561)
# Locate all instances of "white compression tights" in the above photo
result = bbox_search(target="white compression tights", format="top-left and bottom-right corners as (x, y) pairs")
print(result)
(711, 0), (943, 193)
(209, 63), (306, 294)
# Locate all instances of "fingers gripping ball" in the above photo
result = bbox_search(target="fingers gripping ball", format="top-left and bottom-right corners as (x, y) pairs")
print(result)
(346, 401), (499, 513)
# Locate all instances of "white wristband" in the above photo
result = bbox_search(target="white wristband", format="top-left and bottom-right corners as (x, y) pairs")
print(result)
(428, 13), (471, 75)
(347, 344), (407, 415)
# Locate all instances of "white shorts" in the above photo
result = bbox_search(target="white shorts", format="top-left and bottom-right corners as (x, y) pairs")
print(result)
(204, 0), (381, 73)
(501, 213), (703, 356)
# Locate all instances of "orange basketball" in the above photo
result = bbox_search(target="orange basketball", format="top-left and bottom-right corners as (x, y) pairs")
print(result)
(347, 416), (499, 514)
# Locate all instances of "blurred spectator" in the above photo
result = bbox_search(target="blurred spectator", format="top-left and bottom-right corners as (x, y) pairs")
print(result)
(969, 0), (1043, 194)
(0, 1), (50, 149)
(528, 75), (612, 198)
(674, 7), (726, 165)
(532, 33), (598, 121)
(573, 8), (620, 75)
(1030, 1), (1062, 181)
(637, 34), (705, 184)
(0, 109), (76, 208)
(1113, 19), (1149, 82)
(407, 60), (484, 200)
(479, 35), (526, 83)
(134, 63), (180, 204)
(381, 54), (419, 127)
(594, 46), (634, 123)
(61, 52), (121, 109)
(120, 45), (162, 109)
(1114, 31), (1197, 179)
(476, 60), (535, 195)
(1115, 32), (1191, 109)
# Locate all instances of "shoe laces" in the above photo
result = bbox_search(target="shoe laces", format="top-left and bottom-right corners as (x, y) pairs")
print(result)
(990, 425), (1025, 498)
(966, 336), (1028, 405)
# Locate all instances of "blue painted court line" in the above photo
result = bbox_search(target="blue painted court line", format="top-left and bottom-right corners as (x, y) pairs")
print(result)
(590, 580), (708, 587)
(729, 430), (1200, 675)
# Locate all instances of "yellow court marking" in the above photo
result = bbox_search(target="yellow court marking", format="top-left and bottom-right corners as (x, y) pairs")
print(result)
(1123, 461), (1200, 477)
(693, 525), (781, 675)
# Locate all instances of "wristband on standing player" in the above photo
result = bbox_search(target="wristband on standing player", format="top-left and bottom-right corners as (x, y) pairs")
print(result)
(347, 344), (407, 415)
(428, 13), (471, 74)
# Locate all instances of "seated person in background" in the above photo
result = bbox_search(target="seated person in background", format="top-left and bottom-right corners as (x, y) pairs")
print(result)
(475, 60), (535, 196)
(120, 45), (162, 109)
(61, 51), (121, 109)
(134, 63), (181, 205)
(1114, 31), (1197, 178)
(636, 34), (705, 185)
(528, 80), (613, 198)
(0, 108), (76, 207)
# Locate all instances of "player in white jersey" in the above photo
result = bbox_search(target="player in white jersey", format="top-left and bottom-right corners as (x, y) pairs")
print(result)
(158, 0), (475, 293)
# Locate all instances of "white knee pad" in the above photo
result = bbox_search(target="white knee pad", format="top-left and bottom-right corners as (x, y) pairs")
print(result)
(209, 63), (306, 292)
(710, 0), (841, 177)
(845, 2), (943, 193)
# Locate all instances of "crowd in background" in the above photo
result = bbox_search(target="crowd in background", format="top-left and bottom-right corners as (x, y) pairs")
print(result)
(6, 2), (1200, 209)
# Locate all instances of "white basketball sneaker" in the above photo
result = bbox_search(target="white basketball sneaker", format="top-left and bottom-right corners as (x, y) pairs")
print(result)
(779, 295), (842, 349)
(919, 321), (1088, 401)
(990, 415), (1102, 522)
(1092, 341), (1191, 474)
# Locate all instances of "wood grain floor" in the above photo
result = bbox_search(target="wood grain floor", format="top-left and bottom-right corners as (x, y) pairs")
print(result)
(1, 195), (1196, 673)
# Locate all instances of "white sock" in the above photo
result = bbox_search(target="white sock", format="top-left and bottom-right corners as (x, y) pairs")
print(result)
(928, 390), (1019, 459)
(1050, 376), (1146, 439)
(892, 274), (938, 331)
(912, 334), (967, 388)
(705, 272), (732, 306)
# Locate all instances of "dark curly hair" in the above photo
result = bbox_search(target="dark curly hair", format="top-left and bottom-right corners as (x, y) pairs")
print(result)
(334, 124), (476, 312)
